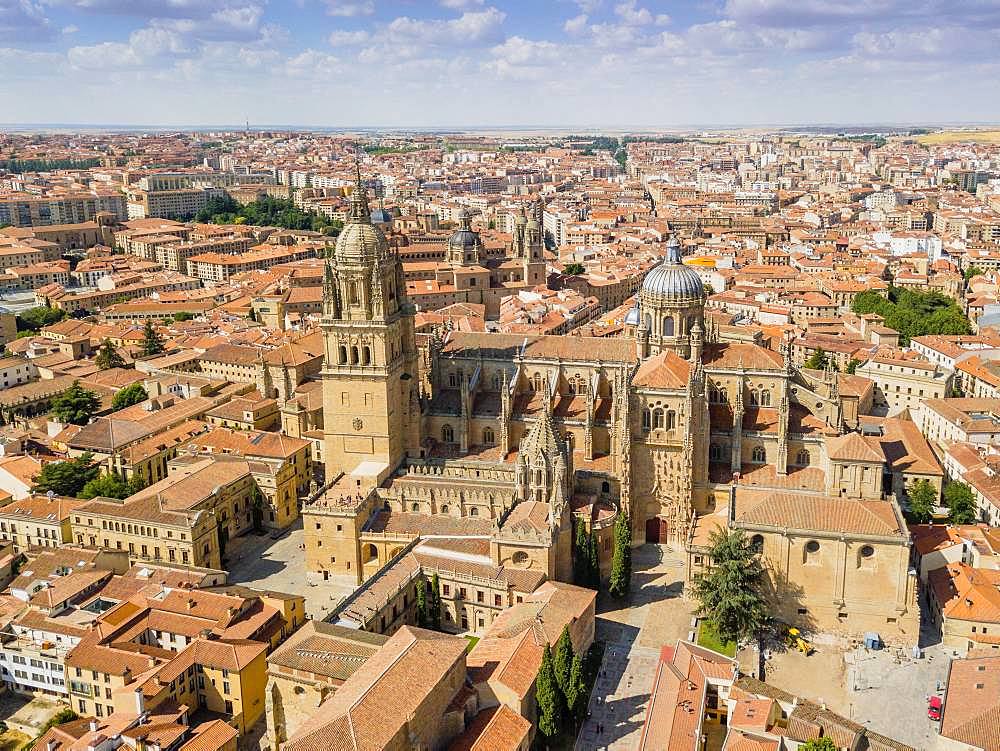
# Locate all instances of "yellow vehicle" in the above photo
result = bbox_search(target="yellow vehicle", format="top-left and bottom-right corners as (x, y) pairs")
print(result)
(785, 627), (814, 656)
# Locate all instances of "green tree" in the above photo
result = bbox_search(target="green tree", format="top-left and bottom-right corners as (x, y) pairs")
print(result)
(587, 529), (600, 588)
(173, 311), (194, 322)
(51, 380), (100, 425)
(415, 579), (429, 628)
(78, 472), (143, 500)
(535, 643), (563, 740)
(16, 306), (66, 332)
(430, 573), (442, 630)
(964, 265), (985, 282)
(573, 520), (591, 587)
(95, 339), (126, 370)
(111, 383), (148, 411)
(944, 481), (977, 524)
(563, 263), (585, 276)
(32, 453), (100, 497)
(609, 512), (632, 598)
(801, 738), (838, 751)
(250, 486), (265, 533)
(553, 625), (574, 696)
(845, 358), (861, 375)
(141, 320), (165, 356)
(907, 478), (939, 523)
(803, 347), (830, 370)
(564, 653), (588, 725)
(692, 529), (770, 647)
(853, 286), (971, 345)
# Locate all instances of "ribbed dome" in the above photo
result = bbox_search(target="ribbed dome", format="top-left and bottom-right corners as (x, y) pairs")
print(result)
(447, 210), (483, 254)
(334, 172), (389, 263)
(640, 237), (704, 301)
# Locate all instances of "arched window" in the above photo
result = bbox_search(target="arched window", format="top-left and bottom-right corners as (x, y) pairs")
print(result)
(709, 443), (723, 461)
(663, 316), (674, 336)
(448, 373), (457, 388)
(411, 502), (419, 512)
(483, 427), (495, 445)
(749, 389), (759, 406)
(361, 346), (372, 366)
(719, 388), (728, 403)
(653, 409), (665, 430)
(759, 389), (771, 407)
(666, 410), (676, 430)
(751, 445), (767, 463)
(349, 281), (360, 305)
(796, 449), (810, 467)
(858, 544), (875, 568)
(511, 551), (528, 566)
(531, 372), (544, 392)
(642, 410), (652, 432)
(441, 425), (454, 443)
(469, 507), (479, 517)
(750, 534), (764, 552)
(350, 346), (359, 365)
(338, 345), (347, 365)
(441, 504), (449, 514)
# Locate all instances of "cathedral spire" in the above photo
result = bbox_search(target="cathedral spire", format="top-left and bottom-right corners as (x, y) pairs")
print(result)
(348, 161), (371, 223)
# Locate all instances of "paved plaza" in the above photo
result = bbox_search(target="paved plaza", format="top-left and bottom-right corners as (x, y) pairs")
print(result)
(576, 544), (696, 751)
(223, 519), (356, 620)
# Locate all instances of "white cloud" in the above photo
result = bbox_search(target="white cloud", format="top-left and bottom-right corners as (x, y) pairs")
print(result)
(0, 0), (53, 42)
(325, 0), (374, 17)
(386, 7), (506, 46)
(328, 29), (370, 46)
(439, 0), (483, 8)
(62, 24), (78, 33)
(563, 14), (588, 35)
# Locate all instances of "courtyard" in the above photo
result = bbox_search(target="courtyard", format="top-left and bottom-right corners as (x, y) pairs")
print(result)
(222, 519), (356, 620)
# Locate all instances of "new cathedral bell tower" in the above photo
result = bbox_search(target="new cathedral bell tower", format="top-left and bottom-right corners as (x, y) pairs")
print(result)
(321, 169), (420, 484)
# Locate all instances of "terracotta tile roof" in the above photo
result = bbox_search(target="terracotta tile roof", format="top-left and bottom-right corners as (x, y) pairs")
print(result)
(0, 493), (84, 522)
(825, 431), (885, 464)
(930, 563), (1000, 625)
(703, 342), (785, 371)
(267, 621), (386, 681)
(178, 720), (238, 751)
(446, 706), (531, 751)
(632, 350), (691, 390)
(941, 654), (1000, 751)
(282, 626), (469, 751)
(734, 489), (906, 538)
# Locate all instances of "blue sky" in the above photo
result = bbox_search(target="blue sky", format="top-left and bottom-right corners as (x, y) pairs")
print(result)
(2, 0), (999, 127)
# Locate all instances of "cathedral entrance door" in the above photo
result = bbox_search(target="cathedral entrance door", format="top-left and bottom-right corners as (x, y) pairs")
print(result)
(645, 516), (668, 544)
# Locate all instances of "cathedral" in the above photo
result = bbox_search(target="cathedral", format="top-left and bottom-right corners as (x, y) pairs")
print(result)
(303, 174), (921, 643)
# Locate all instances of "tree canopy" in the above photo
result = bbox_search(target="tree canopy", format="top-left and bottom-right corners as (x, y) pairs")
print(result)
(79, 472), (146, 500)
(804, 347), (832, 370)
(111, 383), (148, 411)
(535, 643), (564, 740)
(32, 453), (100, 497)
(609, 512), (632, 598)
(563, 263), (585, 276)
(95, 340), (126, 370)
(16, 306), (66, 333)
(692, 528), (771, 647)
(907, 478), (939, 523)
(141, 321), (165, 357)
(944, 481), (977, 524)
(802, 738), (838, 751)
(852, 287), (971, 345)
(51, 381), (100, 425)
(194, 195), (343, 235)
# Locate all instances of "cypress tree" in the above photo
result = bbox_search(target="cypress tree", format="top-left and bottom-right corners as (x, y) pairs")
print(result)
(553, 626), (574, 696)
(141, 320), (165, 356)
(565, 653), (587, 724)
(430, 573), (442, 630)
(415, 580), (428, 628)
(609, 512), (632, 598)
(573, 520), (590, 586)
(587, 529), (600, 587)
(536, 643), (563, 739)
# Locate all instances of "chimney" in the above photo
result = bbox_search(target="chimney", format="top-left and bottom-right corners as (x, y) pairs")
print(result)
(47, 741), (57, 751)
(88, 721), (98, 733)
(187, 598), (195, 610)
(133, 688), (145, 716)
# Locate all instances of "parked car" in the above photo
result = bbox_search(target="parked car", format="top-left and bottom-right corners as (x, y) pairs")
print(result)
(928, 695), (943, 721)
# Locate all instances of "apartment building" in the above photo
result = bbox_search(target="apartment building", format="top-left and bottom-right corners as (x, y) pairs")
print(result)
(855, 348), (950, 415)
(186, 244), (319, 283)
(0, 494), (83, 552)
(0, 192), (126, 228)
